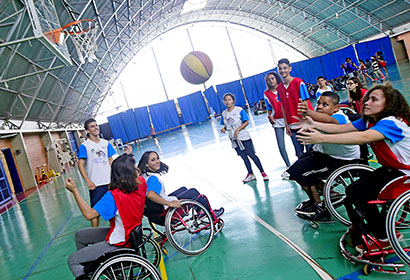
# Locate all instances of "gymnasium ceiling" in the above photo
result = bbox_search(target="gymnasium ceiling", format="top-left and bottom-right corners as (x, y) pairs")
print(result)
(0, 0), (409, 129)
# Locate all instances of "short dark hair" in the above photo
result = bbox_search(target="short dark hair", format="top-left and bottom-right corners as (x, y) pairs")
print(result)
(110, 154), (141, 193)
(137, 151), (169, 174)
(84, 118), (97, 130)
(278, 58), (290, 66)
(265, 72), (282, 89)
(345, 57), (351, 62)
(222, 93), (236, 101)
(316, 76), (325, 81)
(320, 91), (340, 105)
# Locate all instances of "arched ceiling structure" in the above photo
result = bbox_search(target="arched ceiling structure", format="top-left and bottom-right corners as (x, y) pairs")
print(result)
(0, 0), (409, 129)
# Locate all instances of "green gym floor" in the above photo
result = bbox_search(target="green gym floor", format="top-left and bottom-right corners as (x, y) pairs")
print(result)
(1, 62), (410, 280)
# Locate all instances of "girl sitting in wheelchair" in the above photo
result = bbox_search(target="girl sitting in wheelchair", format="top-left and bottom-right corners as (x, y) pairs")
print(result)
(137, 151), (224, 225)
(65, 154), (147, 279)
(296, 82), (410, 253)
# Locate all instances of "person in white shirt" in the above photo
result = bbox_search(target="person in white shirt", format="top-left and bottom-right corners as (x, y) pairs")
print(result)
(78, 118), (131, 227)
(315, 76), (333, 99)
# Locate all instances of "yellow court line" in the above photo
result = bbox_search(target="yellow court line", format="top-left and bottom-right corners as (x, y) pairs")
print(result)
(151, 225), (168, 280)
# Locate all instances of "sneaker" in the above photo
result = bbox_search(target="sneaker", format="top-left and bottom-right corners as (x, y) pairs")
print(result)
(281, 171), (290, 180)
(355, 237), (391, 254)
(214, 207), (225, 218)
(243, 174), (256, 183)
(310, 210), (332, 222)
(261, 172), (269, 181)
(295, 200), (316, 215)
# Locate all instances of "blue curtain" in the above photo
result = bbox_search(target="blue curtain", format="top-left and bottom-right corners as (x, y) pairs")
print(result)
(149, 100), (180, 134)
(99, 123), (113, 140)
(120, 109), (140, 141)
(178, 95), (196, 124)
(203, 86), (222, 115)
(134, 106), (151, 138)
(178, 91), (209, 125)
(290, 56), (326, 84)
(216, 80), (246, 108)
(190, 91), (209, 121)
(107, 113), (129, 143)
(355, 36), (395, 65)
(241, 76), (259, 106)
(319, 45), (357, 80)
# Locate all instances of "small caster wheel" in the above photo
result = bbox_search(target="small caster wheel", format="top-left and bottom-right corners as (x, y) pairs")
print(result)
(363, 264), (372, 275)
(161, 247), (168, 256)
(310, 221), (319, 229)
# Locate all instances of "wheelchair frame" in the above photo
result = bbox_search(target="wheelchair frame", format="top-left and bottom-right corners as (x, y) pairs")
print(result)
(322, 163), (410, 275)
(147, 198), (224, 256)
(84, 226), (162, 280)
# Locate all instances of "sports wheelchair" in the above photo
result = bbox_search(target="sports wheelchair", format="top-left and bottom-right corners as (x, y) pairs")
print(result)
(145, 197), (224, 256)
(82, 226), (162, 280)
(322, 163), (410, 275)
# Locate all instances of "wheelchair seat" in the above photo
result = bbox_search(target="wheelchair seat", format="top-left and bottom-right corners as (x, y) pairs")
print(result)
(377, 175), (410, 201)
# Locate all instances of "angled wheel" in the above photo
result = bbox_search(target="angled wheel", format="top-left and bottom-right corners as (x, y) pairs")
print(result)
(386, 190), (410, 266)
(165, 199), (214, 256)
(91, 253), (162, 280)
(323, 164), (375, 226)
(139, 235), (162, 268)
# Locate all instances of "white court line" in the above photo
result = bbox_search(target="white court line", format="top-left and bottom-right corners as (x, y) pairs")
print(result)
(183, 165), (335, 280)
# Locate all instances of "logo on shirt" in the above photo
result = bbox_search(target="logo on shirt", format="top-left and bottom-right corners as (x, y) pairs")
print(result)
(96, 150), (107, 157)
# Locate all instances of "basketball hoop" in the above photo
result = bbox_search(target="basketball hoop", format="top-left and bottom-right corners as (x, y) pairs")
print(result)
(44, 19), (98, 64)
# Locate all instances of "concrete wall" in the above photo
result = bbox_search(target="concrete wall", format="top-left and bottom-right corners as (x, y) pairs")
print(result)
(11, 133), (37, 191)
(395, 31), (410, 62)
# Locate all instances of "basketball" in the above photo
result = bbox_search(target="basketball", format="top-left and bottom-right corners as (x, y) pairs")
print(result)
(180, 51), (213, 84)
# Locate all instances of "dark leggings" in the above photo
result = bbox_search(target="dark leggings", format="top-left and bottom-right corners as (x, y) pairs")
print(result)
(345, 166), (404, 239)
(234, 139), (264, 174)
(170, 187), (211, 214)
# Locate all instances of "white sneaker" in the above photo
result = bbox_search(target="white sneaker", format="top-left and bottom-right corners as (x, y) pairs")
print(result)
(281, 171), (290, 180)
(243, 174), (256, 183)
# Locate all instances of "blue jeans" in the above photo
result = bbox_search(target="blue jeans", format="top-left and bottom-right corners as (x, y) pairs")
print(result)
(274, 127), (291, 167)
(290, 129), (310, 158)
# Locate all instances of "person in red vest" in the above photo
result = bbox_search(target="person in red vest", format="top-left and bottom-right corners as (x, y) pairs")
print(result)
(264, 71), (291, 169)
(66, 154), (146, 280)
(276, 58), (314, 159)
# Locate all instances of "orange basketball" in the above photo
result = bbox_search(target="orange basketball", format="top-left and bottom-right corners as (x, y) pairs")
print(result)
(180, 51), (213, 84)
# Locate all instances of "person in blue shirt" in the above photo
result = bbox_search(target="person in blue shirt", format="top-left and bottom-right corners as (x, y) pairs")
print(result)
(137, 151), (224, 224)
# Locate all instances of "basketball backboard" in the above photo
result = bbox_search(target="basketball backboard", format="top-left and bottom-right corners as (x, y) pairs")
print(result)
(25, 0), (72, 65)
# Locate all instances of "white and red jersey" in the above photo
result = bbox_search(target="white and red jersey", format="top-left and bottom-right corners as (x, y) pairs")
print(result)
(264, 89), (283, 119)
(277, 77), (313, 126)
(353, 116), (410, 175)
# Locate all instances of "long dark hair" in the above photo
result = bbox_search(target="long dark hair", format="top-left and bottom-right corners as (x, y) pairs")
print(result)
(362, 82), (410, 124)
(110, 154), (140, 193)
(265, 72), (282, 90)
(137, 151), (169, 174)
(348, 77), (365, 101)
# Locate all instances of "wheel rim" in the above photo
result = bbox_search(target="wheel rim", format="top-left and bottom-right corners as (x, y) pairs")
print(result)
(140, 236), (162, 268)
(387, 191), (410, 266)
(324, 164), (375, 226)
(165, 200), (214, 256)
(92, 254), (162, 280)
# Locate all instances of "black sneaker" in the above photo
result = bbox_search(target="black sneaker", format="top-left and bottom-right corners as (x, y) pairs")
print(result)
(295, 200), (316, 215)
(214, 207), (225, 218)
(311, 210), (332, 222)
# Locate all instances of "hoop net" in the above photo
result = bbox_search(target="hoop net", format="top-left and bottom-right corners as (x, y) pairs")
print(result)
(60, 19), (98, 64)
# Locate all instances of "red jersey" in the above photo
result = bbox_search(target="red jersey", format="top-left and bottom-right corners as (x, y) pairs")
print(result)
(106, 176), (147, 247)
(264, 89), (283, 119)
(277, 77), (313, 125)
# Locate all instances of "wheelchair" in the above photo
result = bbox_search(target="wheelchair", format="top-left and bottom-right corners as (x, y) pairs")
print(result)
(83, 226), (162, 280)
(145, 197), (224, 256)
(322, 164), (410, 275)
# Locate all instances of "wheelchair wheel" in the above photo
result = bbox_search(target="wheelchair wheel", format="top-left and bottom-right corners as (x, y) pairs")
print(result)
(323, 164), (375, 226)
(165, 199), (214, 256)
(140, 235), (162, 268)
(91, 253), (162, 280)
(386, 190), (410, 266)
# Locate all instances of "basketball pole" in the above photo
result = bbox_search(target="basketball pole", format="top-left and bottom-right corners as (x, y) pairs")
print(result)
(151, 46), (169, 101)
